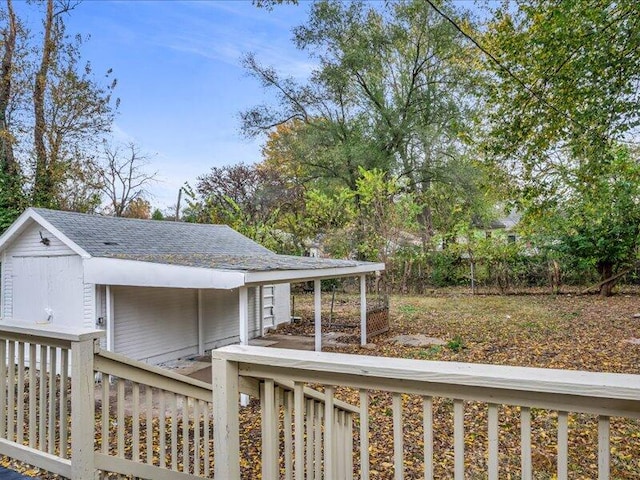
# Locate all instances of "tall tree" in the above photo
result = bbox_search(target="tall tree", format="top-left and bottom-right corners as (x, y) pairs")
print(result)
(484, 0), (640, 294)
(243, 0), (483, 246)
(32, 0), (58, 205)
(0, 0), (25, 229)
(0, 0), (17, 170)
(0, 0), (118, 227)
(32, 0), (117, 209)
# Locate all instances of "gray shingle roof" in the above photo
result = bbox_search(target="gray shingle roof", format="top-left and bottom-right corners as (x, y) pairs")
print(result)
(34, 208), (273, 257)
(32, 209), (382, 273)
(108, 253), (364, 272)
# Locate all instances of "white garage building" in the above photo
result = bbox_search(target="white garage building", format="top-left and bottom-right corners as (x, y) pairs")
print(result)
(0, 208), (383, 363)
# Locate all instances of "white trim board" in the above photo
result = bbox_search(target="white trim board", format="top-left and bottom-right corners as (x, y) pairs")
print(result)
(85, 257), (383, 289)
(244, 262), (385, 285)
(83, 257), (246, 289)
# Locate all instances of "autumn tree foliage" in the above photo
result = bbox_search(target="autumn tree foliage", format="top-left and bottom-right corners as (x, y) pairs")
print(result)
(484, 0), (640, 294)
(227, 0), (640, 292)
(190, 161), (303, 252)
(0, 0), (118, 230)
(242, 0), (489, 249)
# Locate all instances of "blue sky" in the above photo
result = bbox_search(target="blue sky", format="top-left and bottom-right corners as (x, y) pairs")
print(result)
(17, 1), (315, 210)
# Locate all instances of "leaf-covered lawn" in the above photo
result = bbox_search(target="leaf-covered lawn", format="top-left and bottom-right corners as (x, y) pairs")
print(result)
(287, 291), (640, 373)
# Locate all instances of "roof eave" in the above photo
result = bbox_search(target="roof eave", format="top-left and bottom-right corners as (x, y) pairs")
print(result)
(244, 262), (385, 285)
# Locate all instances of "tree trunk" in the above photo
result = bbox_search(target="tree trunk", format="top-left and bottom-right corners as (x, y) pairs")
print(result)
(549, 259), (561, 295)
(0, 0), (25, 230)
(32, 0), (56, 207)
(0, 0), (17, 175)
(597, 261), (615, 297)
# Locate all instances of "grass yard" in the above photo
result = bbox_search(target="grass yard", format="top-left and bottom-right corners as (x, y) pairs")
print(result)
(268, 290), (640, 479)
(285, 289), (640, 373)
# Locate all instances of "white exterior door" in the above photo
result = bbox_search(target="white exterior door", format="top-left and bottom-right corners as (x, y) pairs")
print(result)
(12, 255), (84, 328)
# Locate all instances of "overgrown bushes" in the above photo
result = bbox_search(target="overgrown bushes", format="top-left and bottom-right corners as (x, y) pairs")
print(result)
(384, 241), (602, 294)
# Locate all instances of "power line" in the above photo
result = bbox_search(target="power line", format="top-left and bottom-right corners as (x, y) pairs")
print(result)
(424, 0), (591, 134)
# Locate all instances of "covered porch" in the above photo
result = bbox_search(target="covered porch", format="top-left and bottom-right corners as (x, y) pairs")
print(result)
(84, 253), (385, 360)
(242, 257), (385, 351)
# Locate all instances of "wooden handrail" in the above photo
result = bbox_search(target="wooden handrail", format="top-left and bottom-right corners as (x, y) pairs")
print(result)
(94, 349), (213, 403)
(213, 345), (640, 418)
(95, 348), (359, 413)
(0, 321), (103, 347)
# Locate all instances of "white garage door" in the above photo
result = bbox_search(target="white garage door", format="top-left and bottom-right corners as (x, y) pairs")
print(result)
(113, 286), (198, 364)
(12, 255), (84, 328)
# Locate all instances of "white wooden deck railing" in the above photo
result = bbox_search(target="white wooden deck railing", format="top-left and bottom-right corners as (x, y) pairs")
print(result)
(3, 323), (640, 479)
(212, 345), (640, 480)
(0, 323), (359, 479)
(256, 376), (359, 480)
(0, 322), (102, 479)
(93, 349), (215, 479)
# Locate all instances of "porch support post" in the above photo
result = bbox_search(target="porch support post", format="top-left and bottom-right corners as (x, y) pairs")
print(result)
(197, 289), (204, 355)
(360, 274), (367, 346)
(314, 279), (321, 352)
(105, 285), (114, 352)
(239, 286), (249, 345)
(258, 286), (264, 336)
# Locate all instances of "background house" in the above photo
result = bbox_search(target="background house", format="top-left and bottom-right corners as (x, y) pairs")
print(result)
(0, 208), (383, 363)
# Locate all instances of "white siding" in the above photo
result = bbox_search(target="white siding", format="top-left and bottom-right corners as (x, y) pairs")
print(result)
(83, 283), (95, 328)
(95, 285), (107, 349)
(6, 222), (75, 257)
(248, 287), (260, 337)
(113, 286), (198, 364)
(1, 251), (12, 318)
(201, 289), (240, 350)
(262, 285), (276, 331)
(11, 256), (84, 327)
(273, 283), (291, 326)
(0, 222), (79, 327)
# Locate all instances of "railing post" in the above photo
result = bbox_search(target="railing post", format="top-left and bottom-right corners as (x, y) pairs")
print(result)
(212, 355), (240, 480)
(71, 337), (98, 480)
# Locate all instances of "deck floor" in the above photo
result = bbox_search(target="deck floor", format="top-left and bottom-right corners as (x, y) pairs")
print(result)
(0, 467), (33, 479)
(187, 334), (316, 383)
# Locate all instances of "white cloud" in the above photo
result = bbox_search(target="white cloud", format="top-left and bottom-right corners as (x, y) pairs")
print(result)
(110, 123), (138, 144)
(141, 2), (317, 81)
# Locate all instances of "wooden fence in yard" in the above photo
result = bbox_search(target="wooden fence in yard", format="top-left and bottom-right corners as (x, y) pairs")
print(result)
(1, 322), (640, 479)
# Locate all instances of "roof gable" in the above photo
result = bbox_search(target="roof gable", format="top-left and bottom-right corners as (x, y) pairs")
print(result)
(27, 208), (274, 258)
(0, 209), (90, 257)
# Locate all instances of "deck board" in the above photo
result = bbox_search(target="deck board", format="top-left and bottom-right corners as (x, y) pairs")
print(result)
(0, 467), (35, 479)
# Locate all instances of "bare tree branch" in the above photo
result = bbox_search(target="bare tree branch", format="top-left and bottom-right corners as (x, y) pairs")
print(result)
(100, 141), (157, 217)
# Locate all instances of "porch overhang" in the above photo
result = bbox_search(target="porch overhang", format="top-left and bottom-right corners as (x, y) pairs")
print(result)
(244, 262), (385, 285)
(83, 256), (384, 289)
